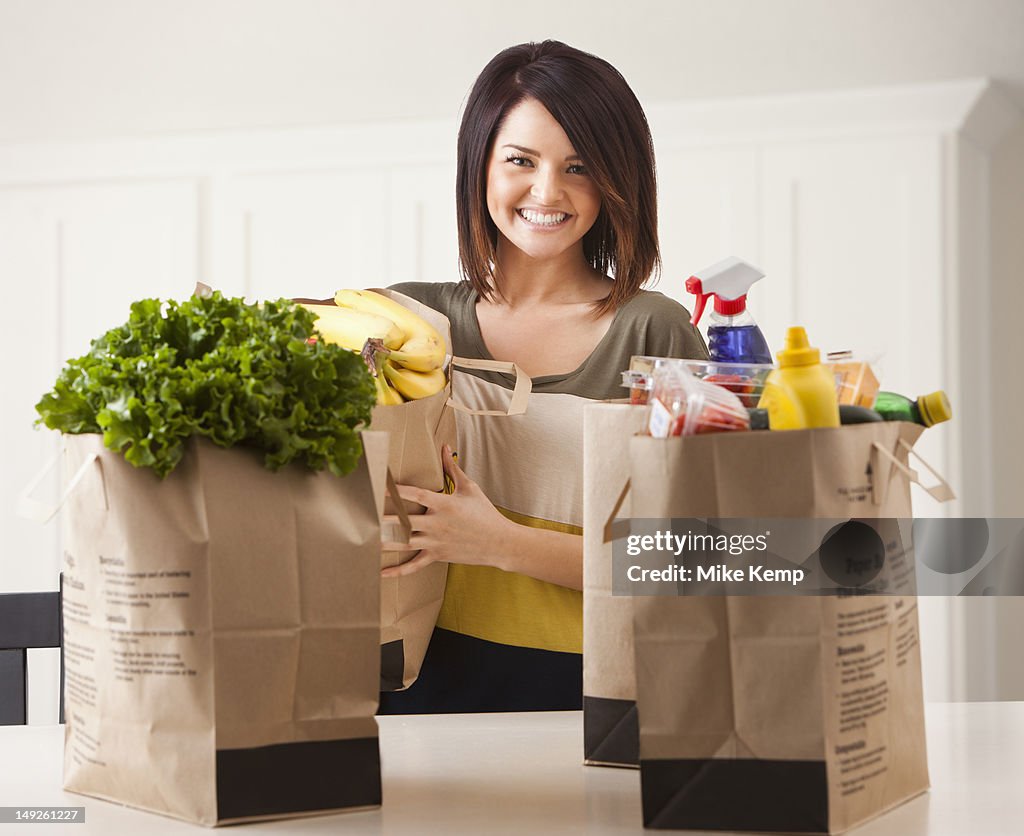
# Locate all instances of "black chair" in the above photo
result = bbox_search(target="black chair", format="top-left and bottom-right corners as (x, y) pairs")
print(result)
(0, 580), (63, 725)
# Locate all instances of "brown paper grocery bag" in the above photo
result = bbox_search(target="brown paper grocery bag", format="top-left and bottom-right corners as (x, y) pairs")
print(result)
(366, 289), (529, 691)
(60, 432), (387, 826)
(367, 289), (454, 691)
(295, 287), (454, 691)
(628, 422), (947, 833)
(582, 403), (647, 767)
(295, 289), (527, 692)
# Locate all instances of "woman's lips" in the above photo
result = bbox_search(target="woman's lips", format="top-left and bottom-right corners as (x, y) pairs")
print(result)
(517, 208), (571, 228)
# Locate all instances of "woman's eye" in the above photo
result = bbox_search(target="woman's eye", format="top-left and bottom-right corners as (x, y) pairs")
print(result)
(506, 155), (533, 167)
(567, 164), (588, 175)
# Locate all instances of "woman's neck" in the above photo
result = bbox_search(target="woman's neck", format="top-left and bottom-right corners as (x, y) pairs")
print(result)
(490, 239), (608, 308)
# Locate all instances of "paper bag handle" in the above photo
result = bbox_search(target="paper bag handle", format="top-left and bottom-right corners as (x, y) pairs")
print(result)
(17, 449), (108, 524)
(602, 478), (633, 545)
(446, 356), (531, 417)
(384, 468), (413, 544)
(871, 439), (956, 504)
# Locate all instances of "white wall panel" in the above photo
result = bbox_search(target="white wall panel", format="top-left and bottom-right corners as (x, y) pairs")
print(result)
(0, 193), (62, 593)
(388, 165), (458, 286)
(761, 137), (943, 377)
(0, 180), (199, 594)
(655, 148), (760, 306)
(217, 170), (390, 301)
(56, 183), (200, 355)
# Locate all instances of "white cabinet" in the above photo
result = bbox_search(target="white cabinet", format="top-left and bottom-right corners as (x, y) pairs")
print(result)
(386, 164), (460, 286)
(0, 181), (198, 594)
(208, 164), (457, 299)
(655, 146), (760, 294)
(213, 169), (390, 299)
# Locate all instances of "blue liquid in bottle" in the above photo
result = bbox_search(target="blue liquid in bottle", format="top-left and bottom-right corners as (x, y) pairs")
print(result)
(707, 324), (772, 364)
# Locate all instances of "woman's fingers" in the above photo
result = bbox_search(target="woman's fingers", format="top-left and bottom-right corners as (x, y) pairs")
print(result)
(396, 447), (468, 507)
(441, 444), (470, 493)
(395, 483), (439, 509)
(381, 540), (416, 552)
(381, 526), (430, 551)
(381, 551), (435, 578)
(382, 514), (433, 534)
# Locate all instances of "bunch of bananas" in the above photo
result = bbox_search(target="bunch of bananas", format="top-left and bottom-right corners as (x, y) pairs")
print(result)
(301, 290), (447, 405)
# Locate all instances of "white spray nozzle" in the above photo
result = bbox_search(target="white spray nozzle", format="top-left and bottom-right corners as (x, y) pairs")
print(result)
(685, 256), (766, 326)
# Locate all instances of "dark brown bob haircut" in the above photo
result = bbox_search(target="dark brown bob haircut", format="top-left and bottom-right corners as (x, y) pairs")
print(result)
(456, 40), (660, 317)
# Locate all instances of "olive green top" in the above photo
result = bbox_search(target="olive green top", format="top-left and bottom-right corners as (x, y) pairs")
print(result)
(388, 281), (709, 397)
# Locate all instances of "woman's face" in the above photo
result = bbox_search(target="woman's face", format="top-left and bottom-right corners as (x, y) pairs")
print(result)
(485, 97), (602, 264)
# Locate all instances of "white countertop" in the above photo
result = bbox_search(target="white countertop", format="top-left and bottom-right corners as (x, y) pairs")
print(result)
(0, 703), (1020, 834)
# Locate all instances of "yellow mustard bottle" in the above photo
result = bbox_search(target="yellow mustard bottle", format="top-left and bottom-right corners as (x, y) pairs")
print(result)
(757, 326), (840, 430)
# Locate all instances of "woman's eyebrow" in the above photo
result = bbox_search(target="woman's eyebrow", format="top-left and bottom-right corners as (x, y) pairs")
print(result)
(501, 143), (582, 161)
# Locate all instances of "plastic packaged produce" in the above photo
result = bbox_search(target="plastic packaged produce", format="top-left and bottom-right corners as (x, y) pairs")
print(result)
(646, 363), (750, 437)
(685, 256), (772, 364)
(623, 355), (666, 405)
(680, 359), (773, 408)
(757, 326), (840, 430)
(874, 390), (952, 427)
(624, 356), (772, 408)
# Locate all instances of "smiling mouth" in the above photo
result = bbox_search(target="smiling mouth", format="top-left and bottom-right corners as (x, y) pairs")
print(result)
(517, 208), (570, 227)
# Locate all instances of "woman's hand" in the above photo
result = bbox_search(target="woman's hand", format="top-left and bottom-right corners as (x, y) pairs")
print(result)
(380, 444), (514, 578)
(381, 443), (585, 590)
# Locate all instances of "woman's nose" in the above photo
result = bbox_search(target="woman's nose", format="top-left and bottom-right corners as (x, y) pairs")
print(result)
(530, 167), (564, 204)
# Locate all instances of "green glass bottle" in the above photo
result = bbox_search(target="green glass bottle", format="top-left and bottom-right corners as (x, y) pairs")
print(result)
(872, 390), (952, 427)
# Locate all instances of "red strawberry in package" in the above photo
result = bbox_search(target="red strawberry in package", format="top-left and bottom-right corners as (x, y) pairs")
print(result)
(646, 363), (750, 437)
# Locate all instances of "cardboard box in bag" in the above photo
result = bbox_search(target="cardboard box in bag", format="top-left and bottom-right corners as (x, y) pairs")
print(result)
(627, 422), (951, 833)
(60, 432), (388, 826)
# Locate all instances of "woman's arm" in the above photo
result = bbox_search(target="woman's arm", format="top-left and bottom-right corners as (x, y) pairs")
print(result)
(380, 444), (583, 591)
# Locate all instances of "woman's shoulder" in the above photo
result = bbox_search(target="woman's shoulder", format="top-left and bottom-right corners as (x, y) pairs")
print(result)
(620, 288), (695, 323)
(386, 281), (473, 314)
(611, 287), (709, 361)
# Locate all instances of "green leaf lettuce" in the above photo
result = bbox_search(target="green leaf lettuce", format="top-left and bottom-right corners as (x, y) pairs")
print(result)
(35, 292), (376, 478)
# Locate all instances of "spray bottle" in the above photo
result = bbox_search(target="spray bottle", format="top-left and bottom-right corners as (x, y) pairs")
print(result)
(686, 256), (773, 364)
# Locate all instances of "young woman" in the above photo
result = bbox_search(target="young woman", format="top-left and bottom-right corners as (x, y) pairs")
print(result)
(378, 40), (708, 714)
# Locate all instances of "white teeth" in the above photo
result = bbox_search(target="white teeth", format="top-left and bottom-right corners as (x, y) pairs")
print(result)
(518, 209), (568, 226)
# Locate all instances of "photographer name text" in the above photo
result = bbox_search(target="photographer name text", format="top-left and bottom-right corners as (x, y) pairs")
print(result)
(624, 529), (805, 587)
(626, 563), (805, 585)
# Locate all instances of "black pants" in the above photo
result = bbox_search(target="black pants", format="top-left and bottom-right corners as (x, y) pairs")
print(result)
(378, 628), (583, 714)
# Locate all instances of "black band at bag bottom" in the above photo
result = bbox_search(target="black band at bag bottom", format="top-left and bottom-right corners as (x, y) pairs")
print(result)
(641, 757), (828, 832)
(583, 695), (639, 767)
(216, 736), (381, 821)
(380, 639), (406, 692)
